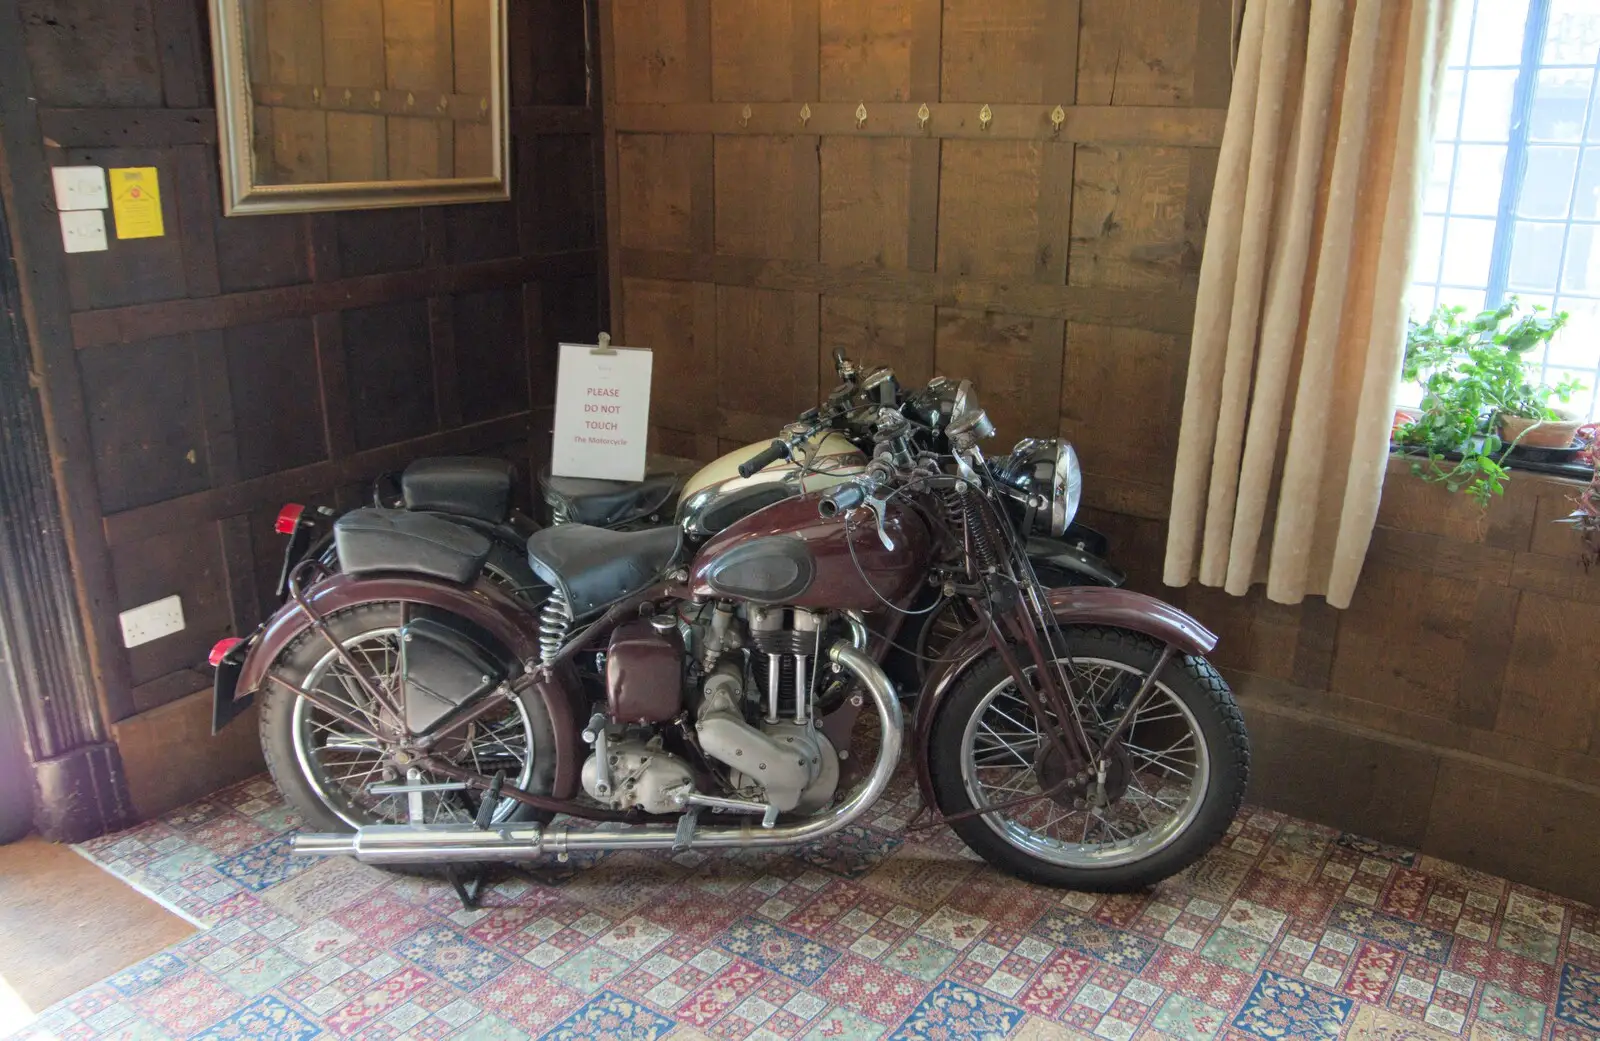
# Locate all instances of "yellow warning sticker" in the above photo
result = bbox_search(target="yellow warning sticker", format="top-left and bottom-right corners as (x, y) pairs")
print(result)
(109, 167), (165, 239)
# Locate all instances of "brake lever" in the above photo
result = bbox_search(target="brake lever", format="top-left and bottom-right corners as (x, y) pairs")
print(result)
(864, 486), (896, 551)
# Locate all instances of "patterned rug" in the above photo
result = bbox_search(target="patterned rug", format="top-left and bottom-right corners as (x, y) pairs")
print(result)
(8, 768), (1600, 1041)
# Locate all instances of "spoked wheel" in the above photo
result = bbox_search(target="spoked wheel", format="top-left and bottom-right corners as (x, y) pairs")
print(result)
(915, 596), (980, 684)
(260, 603), (556, 869)
(929, 626), (1248, 890)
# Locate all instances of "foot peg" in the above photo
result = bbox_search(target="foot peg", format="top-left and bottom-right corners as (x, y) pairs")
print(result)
(669, 790), (779, 852)
(677, 790), (779, 828)
(474, 770), (506, 830)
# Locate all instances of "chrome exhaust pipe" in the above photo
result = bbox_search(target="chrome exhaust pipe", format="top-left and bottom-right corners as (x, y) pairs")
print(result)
(293, 642), (902, 865)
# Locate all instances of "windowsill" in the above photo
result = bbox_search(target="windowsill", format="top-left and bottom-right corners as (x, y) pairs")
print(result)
(1389, 442), (1595, 483)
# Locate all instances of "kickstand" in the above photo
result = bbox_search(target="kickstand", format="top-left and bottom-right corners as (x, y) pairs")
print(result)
(443, 863), (489, 911)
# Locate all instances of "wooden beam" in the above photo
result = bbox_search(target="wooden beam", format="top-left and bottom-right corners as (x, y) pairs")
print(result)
(71, 250), (596, 348)
(618, 248), (1199, 334)
(612, 102), (1227, 146)
(0, 8), (139, 724)
(38, 108), (217, 148)
(101, 413), (540, 548)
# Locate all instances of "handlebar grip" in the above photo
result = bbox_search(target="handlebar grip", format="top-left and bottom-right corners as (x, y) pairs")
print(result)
(817, 483), (866, 518)
(738, 440), (789, 479)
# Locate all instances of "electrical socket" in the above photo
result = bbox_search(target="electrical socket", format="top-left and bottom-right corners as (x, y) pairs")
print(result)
(119, 594), (185, 649)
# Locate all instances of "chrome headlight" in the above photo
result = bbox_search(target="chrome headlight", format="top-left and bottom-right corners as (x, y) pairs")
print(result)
(1052, 440), (1082, 536)
(997, 438), (1081, 537)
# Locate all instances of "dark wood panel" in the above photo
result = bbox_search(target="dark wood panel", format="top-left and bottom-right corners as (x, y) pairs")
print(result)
(336, 209), (427, 277)
(18, 0), (163, 106)
(444, 203), (522, 265)
(70, 250), (597, 347)
(342, 300), (438, 451)
(213, 213), (311, 294)
(109, 521), (228, 693)
(513, 0), (589, 105)
(79, 337), (210, 513)
(518, 135), (599, 254)
(225, 318), (326, 480)
(453, 287), (528, 424)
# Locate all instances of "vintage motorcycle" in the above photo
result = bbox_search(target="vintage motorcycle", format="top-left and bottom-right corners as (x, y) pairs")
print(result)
(265, 353), (1122, 604)
(212, 385), (1248, 892)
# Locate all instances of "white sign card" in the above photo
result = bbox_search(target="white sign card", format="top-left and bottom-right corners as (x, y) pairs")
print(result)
(551, 340), (653, 482)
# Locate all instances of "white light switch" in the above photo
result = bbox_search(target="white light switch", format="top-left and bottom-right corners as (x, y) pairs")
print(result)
(59, 209), (108, 254)
(119, 595), (186, 648)
(52, 165), (108, 211)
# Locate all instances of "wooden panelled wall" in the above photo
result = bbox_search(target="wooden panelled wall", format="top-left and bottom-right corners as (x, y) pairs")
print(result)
(599, 0), (1230, 496)
(601, 0), (1600, 905)
(2, 0), (602, 817)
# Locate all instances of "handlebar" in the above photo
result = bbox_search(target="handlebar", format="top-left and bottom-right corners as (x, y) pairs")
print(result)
(738, 440), (791, 479)
(816, 482), (866, 517)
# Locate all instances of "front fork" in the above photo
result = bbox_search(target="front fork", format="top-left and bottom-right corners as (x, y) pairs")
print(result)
(927, 597), (1176, 827)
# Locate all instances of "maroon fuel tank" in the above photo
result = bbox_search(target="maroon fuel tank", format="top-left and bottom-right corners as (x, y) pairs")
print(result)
(687, 491), (931, 610)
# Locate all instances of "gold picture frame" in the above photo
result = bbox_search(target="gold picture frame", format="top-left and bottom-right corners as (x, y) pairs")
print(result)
(209, 0), (511, 216)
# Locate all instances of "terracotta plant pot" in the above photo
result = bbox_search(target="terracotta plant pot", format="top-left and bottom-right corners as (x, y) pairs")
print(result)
(1499, 410), (1584, 449)
(1392, 407), (1421, 437)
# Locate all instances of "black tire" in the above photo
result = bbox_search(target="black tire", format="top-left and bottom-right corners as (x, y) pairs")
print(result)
(929, 626), (1248, 891)
(259, 602), (557, 872)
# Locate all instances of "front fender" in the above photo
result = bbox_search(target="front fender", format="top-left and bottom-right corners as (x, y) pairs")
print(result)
(234, 572), (586, 799)
(910, 586), (1218, 808)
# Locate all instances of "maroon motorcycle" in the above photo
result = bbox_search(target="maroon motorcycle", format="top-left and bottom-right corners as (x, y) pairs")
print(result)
(212, 389), (1247, 894)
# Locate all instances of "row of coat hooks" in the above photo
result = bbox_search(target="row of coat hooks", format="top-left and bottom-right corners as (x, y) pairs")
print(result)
(733, 102), (1072, 134)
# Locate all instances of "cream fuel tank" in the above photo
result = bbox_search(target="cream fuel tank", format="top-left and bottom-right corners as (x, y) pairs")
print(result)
(672, 430), (866, 539)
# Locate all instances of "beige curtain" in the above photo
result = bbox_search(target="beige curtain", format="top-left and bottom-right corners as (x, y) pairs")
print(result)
(1163, 0), (1459, 609)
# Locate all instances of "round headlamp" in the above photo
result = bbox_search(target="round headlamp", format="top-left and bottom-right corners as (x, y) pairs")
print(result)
(997, 438), (1082, 537)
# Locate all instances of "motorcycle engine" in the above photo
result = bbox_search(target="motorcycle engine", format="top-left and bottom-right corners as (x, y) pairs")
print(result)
(579, 603), (842, 817)
(694, 606), (839, 815)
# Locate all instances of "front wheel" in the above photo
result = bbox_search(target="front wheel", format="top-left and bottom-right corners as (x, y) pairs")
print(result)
(929, 626), (1248, 890)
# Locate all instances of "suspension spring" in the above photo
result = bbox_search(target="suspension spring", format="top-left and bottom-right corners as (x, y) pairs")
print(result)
(538, 591), (572, 664)
(962, 490), (998, 571)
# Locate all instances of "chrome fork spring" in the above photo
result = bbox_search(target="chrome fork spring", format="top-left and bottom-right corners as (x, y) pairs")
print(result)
(538, 592), (572, 664)
(962, 490), (997, 571)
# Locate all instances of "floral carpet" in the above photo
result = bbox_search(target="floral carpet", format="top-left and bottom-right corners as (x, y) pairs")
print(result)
(9, 769), (1600, 1041)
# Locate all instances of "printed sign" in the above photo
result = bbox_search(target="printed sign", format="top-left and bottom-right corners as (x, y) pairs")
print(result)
(551, 341), (653, 482)
(109, 167), (165, 239)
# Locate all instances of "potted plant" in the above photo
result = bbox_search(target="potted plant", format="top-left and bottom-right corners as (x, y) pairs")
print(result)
(1559, 466), (1600, 570)
(1393, 300), (1580, 506)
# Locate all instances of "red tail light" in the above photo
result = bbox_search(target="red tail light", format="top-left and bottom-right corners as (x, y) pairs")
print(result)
(274, 503), (306, 535)
(208, 637), (245, 667)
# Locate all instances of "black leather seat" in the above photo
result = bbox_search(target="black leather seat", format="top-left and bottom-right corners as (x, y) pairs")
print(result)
(335, 508), (491, 584)
(542, 472), (680, 526)
(525, 524), (680, 618)
(402, 457), (514, 523)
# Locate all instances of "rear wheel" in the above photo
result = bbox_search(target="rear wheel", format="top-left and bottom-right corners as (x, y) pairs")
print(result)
(928, 627), (1248, 890)
(259, 602), (556, 870)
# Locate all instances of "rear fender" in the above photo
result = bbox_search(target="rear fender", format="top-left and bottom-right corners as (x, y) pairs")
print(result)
(910, 586), (1218, 807)
(235, 572), (586, 799)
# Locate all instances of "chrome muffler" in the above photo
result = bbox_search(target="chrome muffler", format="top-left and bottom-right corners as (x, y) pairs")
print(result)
(293, 643), (902, 866)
